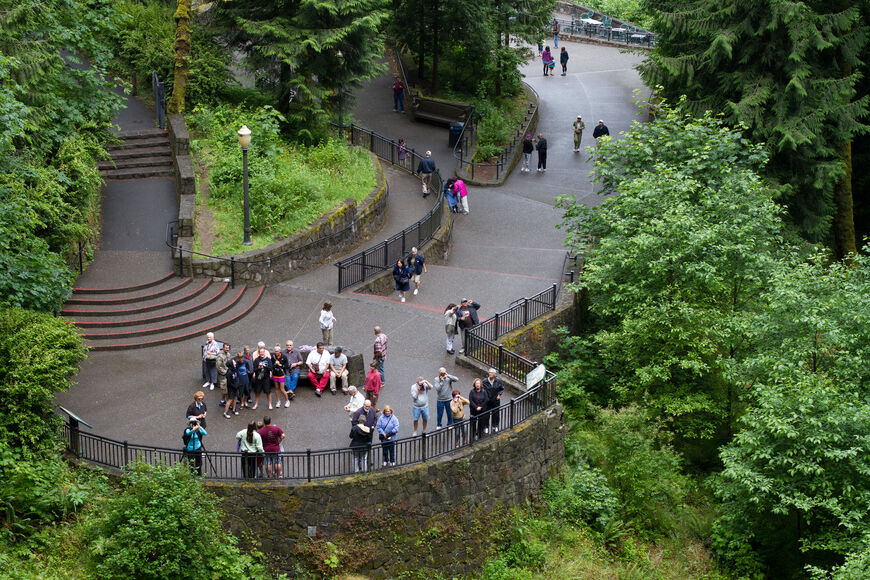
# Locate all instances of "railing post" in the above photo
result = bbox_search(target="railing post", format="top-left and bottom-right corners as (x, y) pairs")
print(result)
(551, 283), (557, 309)
(306, 448), (312, 482)
(401, 230), (406, 255)
(498, 344), (504, 373)
(337, 264), (343, 293)
(123, 440), (129, 467)
(569, 270), (575, 283)
(421, 431), (427, 461)
(523, 297), (529, 325)
(178, 244), (184, 277)
(383, 240), (389, 268)
(494, 312), (500, 340)
(78, 241), (84, 274)
(391, 139), (396, 165)
(69, 417), (81, 458)
(510, 399), (515, 428)
(230, 257), (236, 289)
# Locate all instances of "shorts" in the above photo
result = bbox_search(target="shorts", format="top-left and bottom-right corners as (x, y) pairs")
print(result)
(272, 375), (285, 385)
(226, 382), (239, 400)
(263, 451), (280, 466)
(412, 273), (422, 284)
(412, 406), (430, 421)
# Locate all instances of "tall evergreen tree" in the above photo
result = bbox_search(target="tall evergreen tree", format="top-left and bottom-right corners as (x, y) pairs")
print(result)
(216, 0), (388, 141)
(640, 0), (869, 256)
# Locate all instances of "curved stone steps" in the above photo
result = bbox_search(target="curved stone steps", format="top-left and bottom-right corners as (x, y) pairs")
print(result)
(69, 282), (230, 327)
(73, 272), (175, 295)
(64, 277), (193, 306)
(85, 286), (265, 351)
(62, 279), (213, 316)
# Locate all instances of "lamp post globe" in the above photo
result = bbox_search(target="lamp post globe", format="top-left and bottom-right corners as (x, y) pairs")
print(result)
(237, 125), (252, 246)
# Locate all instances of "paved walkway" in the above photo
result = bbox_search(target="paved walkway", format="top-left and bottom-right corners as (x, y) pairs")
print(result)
(57, 41), (645, 453)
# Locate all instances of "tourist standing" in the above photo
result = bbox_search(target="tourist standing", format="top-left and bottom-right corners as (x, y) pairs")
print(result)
(352, 399), (378, 434)
(444, 303), (458, 355)
(216, 342), (232, 405)
(251, 342), (272, 410)
(393, 258), (412, 303)
(483, 368), (505, 433)
(593, 119), (610, 144)
(521, 134), (534, 172)
(319, 301), (336, 346)
(349, 415), (372, 473)
(223, 355), (240, 419)
(559, 47), (569, 76)
(202, 332), (220, 390)
(573, 115), (585, 152)
(469, 378), (488, 440)
(434, 368), (460, 428)
(364, 360), (383, 410)
(232, 351), (252, 409)
(344, 385), (365, 417)
(456, 298), (481, 353)
(541, 46), (553, 76)
(397, 138), (409, 170)
(182, 419), (207, 476)
(450, 390), (471, 446)
(444, 177), (459, 212)
(373, 326), (388, 384)
(536, 133), (548, 172)
(553, 18), (560, 48)
(392, 76), (406, 113)
(258, 416), (285, 478)
(377, 406), (399, 466)
(417, 150), (436, 196)
(411, 377), (433, 436)
(186, 391), (208, 428)
(406, 247), (427, 296)
(270, 344), (289, 410)
(236, 422), (263, 479)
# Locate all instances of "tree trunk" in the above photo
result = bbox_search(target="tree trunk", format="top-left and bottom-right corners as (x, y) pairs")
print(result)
(431, 0), (439, 91)
(495, 0), (502, 96)
(834, 141), (858, 260)
(167, 0), (192, 115)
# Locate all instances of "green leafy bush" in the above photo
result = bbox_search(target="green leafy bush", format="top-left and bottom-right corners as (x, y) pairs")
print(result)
(0, 308), (86, 453)
(111, 0), (174, 91)
(85, 462), (264, 579)
(0, 447), (108, 540)
(543, 463), (618, 530)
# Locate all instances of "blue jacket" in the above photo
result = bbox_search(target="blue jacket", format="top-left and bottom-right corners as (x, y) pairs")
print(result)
(184, 427), (207, 451)
(417, 157), (436, 174)
(377, 414), (400, 440)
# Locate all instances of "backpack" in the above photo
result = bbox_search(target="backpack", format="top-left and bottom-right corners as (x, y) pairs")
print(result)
(182, 429), (192, 447)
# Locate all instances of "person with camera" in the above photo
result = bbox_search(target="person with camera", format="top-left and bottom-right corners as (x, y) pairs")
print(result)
(376, 405), (399, 467)
(182, 418), (208, 475)
(456, 298), (481, 354)
(433, 367), (460, 429)
(236, 421), (263, 479)
(251, 342), (272, 410)
(450, 390), (471, 446)
(410, 377), (433, 436)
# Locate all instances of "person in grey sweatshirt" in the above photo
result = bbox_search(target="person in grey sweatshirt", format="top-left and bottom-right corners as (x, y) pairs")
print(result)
(434, 367), (460, 429)
(410, 377), (433, 435)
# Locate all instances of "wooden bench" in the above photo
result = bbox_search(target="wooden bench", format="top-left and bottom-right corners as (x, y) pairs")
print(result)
(411, 94), (471, 126)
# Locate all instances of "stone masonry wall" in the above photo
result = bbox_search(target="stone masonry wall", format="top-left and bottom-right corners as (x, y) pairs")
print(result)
(174, 152), (388, 286)
(208, 403), (564, 577)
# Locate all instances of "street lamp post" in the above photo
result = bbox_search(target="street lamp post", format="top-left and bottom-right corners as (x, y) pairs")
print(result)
(237, 125), (252, 246)
(337, 50), (345, 138)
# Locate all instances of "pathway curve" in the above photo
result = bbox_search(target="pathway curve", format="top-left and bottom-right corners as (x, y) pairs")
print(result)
(57, 41), (645, 453)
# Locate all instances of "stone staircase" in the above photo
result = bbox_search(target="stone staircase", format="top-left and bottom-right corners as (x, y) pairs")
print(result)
(62, 273), (265, 351)
(100, 128), (173, 180)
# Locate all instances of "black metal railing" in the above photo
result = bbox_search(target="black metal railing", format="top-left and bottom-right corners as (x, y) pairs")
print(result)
(453, 84), (538, 182)
(554, 13), (655, 47)
(334, 124), (449, 292)
(165, 179), (389, 287)
(63, 371), (557, 482)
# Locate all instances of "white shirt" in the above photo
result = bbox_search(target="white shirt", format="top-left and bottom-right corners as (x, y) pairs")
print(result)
(319, 309), (335, 330)
(346, 391), (365, 416)
(306, 348), (331, 373)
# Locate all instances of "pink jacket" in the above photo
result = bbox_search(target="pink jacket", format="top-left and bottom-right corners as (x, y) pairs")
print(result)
(453, 179), (468, 198)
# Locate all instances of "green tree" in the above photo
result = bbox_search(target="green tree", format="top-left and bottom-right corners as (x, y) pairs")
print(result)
(639, 0), (869, 257)
(85, 462), (265, 579)
(216, 0), (389, 141)
(0, 308), (86, 454)
(712, 375), (870, 577)
(557, 103), (786, 440)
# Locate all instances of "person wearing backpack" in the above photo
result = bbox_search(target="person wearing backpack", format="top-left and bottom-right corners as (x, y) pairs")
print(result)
(182, 419), (208, 475)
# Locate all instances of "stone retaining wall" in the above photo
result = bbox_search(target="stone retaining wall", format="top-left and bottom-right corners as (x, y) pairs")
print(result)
(167, 114), (195, 238)
(208, 403), (564, 577)
(172, 132), (389, 285)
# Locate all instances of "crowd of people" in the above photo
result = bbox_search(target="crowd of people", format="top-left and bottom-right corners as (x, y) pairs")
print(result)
(190, 323), (509, 476)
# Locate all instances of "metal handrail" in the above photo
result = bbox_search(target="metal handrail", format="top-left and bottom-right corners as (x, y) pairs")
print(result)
(63, 371), (557, 482)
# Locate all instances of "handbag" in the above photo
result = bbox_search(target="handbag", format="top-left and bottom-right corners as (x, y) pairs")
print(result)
(399, 275), (409, 284)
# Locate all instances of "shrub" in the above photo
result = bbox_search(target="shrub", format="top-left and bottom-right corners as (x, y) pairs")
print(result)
(543, 463), (619, 530)
(85, 462), (264, 579)
(0, 308), (86, 452)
